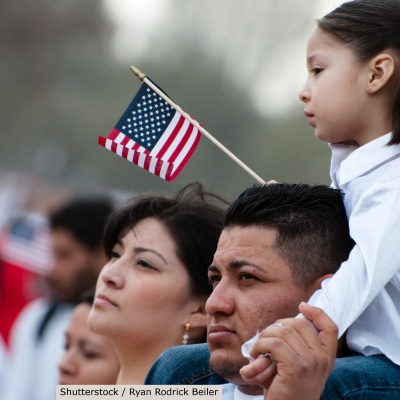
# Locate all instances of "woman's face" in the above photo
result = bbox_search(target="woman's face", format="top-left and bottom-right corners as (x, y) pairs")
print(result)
(88, 217), (199, 348)
(58, 303), (119, 385)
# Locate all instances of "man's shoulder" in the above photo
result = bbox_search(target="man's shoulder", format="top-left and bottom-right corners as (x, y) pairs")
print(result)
(145, 343), (227, 385)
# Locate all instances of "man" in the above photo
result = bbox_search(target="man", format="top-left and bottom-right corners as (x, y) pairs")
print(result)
(145, 183), (354, 398)
(1, 196), (113, 400)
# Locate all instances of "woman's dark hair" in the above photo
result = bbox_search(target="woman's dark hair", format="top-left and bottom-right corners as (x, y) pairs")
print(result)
(103, 183), (228, 297)
(317, 0), (400, 145)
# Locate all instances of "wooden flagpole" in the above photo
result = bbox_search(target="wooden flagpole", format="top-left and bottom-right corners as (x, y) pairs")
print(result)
(130, 66), (265, 184)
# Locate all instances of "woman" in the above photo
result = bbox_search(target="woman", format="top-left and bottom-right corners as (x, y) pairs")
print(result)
(88, 183), (227, 384)
(58, 292), (120, 385)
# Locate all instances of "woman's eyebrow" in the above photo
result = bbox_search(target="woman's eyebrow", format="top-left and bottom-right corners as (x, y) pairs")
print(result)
(134, 247), (168, 265)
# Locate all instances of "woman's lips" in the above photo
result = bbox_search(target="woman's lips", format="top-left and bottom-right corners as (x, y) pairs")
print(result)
(93, 293), (117, 307)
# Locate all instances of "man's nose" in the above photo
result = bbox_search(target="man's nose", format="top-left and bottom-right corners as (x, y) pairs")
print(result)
(205, 280), (235, 316)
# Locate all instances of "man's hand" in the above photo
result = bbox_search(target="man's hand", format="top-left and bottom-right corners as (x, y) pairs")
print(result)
(240, 303), (338, 400)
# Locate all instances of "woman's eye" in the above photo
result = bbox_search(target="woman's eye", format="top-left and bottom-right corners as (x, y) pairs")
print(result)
(137, 259), (156, 270)
(82, 349), (97, 359)
(110, 251), (120, 259)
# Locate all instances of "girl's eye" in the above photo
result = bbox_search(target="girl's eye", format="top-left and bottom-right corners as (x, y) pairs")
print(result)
(312, 67), (323, 75)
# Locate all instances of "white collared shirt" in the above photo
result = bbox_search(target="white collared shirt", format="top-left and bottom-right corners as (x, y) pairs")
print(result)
(222, 384), (263, 400)
(307, 132), (400, 364)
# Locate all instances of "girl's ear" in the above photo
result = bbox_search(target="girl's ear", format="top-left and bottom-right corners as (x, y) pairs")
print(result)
(367, 53), (395, 93)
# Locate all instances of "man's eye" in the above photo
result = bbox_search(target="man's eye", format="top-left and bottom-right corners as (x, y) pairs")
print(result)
(208, 275), (221, 285)
(239, 273), (255, 281)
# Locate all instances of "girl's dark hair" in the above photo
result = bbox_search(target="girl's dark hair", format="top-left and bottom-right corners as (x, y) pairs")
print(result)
(317, 0), (400, 145)
(103, 183), (228, 297)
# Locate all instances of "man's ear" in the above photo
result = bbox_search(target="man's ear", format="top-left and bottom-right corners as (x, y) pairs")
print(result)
(305, 273), (334, 300)
(367, 53), (396, 93)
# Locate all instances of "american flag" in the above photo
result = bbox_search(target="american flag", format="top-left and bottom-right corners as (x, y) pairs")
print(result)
(0, 213), (53, 275)
(98, 82), (201, 181)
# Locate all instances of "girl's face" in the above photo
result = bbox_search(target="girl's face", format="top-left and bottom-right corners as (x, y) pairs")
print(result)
(88, 217), (200, 349)
(299, 27), (373, 146)
(58, 303), (119, 385)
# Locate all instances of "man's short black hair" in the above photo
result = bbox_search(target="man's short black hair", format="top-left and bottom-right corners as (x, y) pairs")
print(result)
(225, 183), (355, 289)
(50, 196), (113, 250)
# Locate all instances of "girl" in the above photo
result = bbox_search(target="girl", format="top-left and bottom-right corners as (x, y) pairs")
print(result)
(88, 183), (227, 384)
(242, 0), (400, 395)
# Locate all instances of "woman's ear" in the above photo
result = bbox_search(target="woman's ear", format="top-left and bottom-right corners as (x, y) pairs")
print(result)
(188, 302), (207, 330)
(367, 53), (395, 93)
(183, 301), (207, 345)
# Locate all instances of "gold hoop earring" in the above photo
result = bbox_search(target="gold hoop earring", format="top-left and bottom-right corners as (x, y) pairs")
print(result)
(182, 322), (190, 345)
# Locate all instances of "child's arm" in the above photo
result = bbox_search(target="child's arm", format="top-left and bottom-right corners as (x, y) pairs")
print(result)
(306, 181), (400, 337)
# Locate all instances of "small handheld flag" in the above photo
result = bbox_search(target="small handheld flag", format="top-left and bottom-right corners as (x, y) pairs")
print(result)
(99, 66), (265, 183)
(98, 82), (200, 182)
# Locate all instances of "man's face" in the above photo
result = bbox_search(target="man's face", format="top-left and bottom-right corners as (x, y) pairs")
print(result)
(46, 228), (102, 302)
(206, 226), (311, 384)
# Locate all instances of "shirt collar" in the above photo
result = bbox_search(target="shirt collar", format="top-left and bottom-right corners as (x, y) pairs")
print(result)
(329, 133), (400, 185)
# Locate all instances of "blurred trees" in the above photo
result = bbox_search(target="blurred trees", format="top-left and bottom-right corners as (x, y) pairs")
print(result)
(0, 0), (330, 200)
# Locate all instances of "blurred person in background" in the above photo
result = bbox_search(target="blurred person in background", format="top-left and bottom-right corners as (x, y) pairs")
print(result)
(0, 172), (57, 346)
(88, 182), (228, 384)
(58, 290), (120, 385)
(1, 196), (113, 400)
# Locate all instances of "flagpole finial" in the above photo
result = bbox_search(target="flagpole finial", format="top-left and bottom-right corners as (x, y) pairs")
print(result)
(130, 66), (147, 81)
